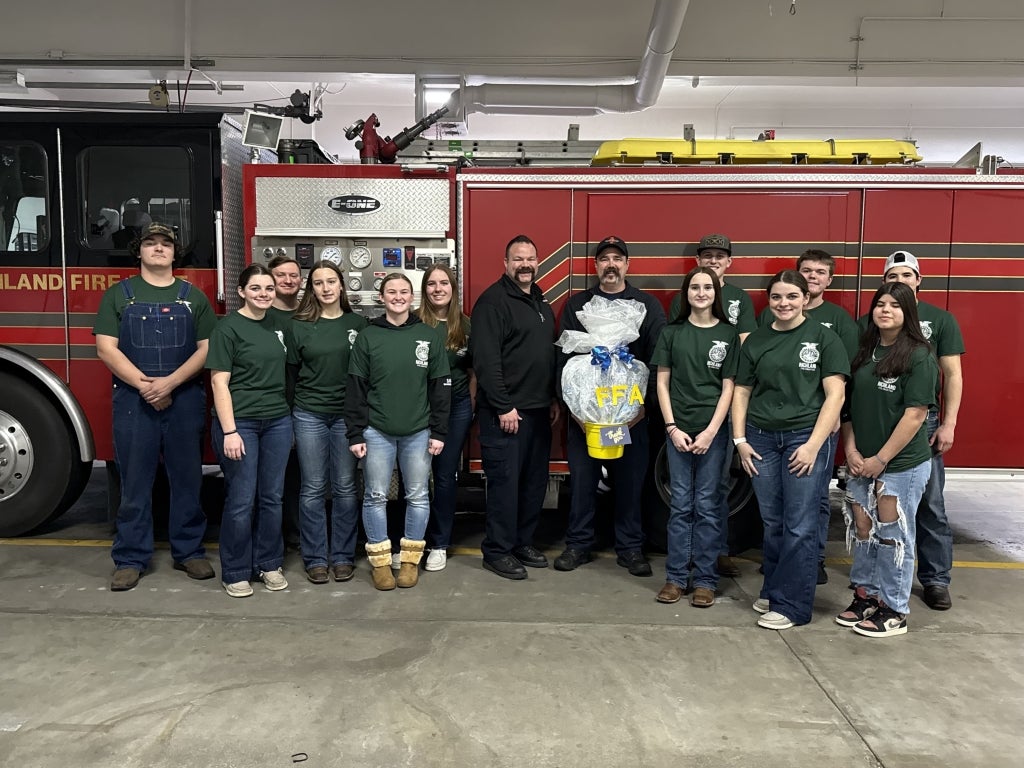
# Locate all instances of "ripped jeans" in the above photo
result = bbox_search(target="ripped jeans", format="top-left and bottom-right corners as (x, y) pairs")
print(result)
(845, 459), (932, 615)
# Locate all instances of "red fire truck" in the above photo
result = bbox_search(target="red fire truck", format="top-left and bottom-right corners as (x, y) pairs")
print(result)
(2, 112), (1022, 545)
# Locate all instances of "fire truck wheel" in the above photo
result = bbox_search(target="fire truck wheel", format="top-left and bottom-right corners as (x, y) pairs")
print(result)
(0, 373), (82, 537)
(647, 441), (763, 555)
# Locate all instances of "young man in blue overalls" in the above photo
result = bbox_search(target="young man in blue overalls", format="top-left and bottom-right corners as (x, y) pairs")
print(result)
(94, 222), (217, 591)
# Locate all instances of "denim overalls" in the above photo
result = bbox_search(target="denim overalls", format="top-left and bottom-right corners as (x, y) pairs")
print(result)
(111, 278), (207, 571)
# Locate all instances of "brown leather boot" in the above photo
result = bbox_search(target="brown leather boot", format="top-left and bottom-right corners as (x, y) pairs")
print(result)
(365, 540), (396, 591)
(396, 538), (426, 588)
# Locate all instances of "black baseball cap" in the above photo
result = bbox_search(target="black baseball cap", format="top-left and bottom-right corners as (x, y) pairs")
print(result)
(595, 236), (628, 258)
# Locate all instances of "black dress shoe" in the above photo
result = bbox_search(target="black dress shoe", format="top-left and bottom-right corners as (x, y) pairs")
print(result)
(616, 550), (653, 577)
(483, 556), (528, 580)
(512, 545), (549, 568)
(923, 584), (952, 610)
(554, 548), (592, 572)
(817, 561), (829, 585)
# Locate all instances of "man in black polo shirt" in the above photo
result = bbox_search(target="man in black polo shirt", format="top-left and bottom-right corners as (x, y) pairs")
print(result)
(470, 235), (561, 579)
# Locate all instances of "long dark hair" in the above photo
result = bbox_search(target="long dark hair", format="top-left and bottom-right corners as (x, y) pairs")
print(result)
(671, 266), (728, 324)
(851, 282), (930, 378)
(766, 269), (809, 297)
(417, 264), (468, 351)
(294, 260), (352, 322)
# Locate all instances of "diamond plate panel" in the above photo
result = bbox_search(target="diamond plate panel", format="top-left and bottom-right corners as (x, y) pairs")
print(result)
(255, 177), (449, 234)
(220, 119), (276, 312)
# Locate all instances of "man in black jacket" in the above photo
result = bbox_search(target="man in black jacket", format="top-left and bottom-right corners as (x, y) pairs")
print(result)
(470, 235), (561, 579)
(553, 236), (666, 577)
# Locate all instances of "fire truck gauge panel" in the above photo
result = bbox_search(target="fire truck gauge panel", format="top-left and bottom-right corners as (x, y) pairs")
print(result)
(382, 247), (402, 268)
(348, 245), (372, 269)
(373, 277), (384, 291)
(295, 243), (315, 268)
(347, 277), (362, 292)
(320, 246), (343, 265)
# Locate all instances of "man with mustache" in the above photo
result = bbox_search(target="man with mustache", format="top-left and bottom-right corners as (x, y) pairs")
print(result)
(470, 235), (561, 579)
(553, 236), (667, 577)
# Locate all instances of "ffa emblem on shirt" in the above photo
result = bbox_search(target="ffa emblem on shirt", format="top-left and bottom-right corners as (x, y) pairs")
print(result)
(348, 329), (359, 347)
(181, 300), (193, 314)
(820, 321), (833, 329)
(275, 330), (286, 351)
(415, 339), (430, 368)
(798, 342), (820, 371)
(919, 320), (933, 340)
(707, 340), (729, 369)
(456, 345), (468, 358)
(878, 375), (898, 393)
(727, 300), (741, 324)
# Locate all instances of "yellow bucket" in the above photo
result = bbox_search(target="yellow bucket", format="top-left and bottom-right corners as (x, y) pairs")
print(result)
(584, 422), (625, 460)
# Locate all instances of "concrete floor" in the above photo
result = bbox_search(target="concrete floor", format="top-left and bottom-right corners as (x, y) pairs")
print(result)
(1, 469), (1022, 768)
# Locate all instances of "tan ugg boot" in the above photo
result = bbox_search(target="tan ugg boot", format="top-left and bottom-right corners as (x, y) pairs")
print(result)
(396, 538), (426, 588)
(365, 539), (396, 591)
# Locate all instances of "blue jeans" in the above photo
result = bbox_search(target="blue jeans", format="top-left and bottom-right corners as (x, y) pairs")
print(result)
(292, 408), (359, 569)
(817, 430), (839, 562)
(846, 459), (931, 614)
(716, 415), (735, 556)
(477, 404), (551, 560)
(426, 394), (473, 550)
(213, 415), (293, 584)
(111, 383), (207, 570)
(747, 425), (833, 625)
(916, 411), (952, 587)
(362, 427), (431, 545)
(564, 417), (647, 555)
(665, 430), (727, 589)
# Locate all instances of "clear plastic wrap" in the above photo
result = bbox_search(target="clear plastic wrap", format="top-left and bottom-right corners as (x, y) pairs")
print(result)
(556, 296), (649, 426)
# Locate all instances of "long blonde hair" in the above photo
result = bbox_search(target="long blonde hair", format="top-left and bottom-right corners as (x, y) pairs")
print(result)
(417, 264), (468, 351)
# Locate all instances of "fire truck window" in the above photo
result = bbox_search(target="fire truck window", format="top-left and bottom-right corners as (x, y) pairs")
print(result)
(78, 146), (192, 253)
(1, 143), (48, 253)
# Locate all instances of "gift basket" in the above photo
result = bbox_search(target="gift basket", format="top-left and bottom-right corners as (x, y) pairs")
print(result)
(557, 296), (649, 459)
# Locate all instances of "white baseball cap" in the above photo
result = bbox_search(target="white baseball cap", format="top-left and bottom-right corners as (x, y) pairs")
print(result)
(883, 250), (921, 277)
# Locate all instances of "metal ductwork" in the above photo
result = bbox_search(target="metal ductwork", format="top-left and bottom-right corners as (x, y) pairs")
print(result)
(447, 0), (690, 118)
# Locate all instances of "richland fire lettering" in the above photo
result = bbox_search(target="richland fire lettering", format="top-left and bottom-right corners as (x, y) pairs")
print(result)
(0, 273), (130, 291)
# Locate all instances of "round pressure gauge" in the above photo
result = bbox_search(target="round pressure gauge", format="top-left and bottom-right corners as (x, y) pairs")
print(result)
(320, 246), (343, 265)
(348, 245), (372, 269)
(347, 276), (362, 292)
(372, 277), (384, 291)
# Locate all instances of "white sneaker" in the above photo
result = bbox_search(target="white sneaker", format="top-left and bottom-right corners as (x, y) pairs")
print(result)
(259, 568), (288, 591)
(424, 549), (448, 572)
(752, 598), (770, 614)
(224, 580), (253, 598)
(391, 554), (401, 570)
(757, 611), (795, 630)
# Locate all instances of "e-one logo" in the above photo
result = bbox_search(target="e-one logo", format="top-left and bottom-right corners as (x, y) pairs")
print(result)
(327, 195), (382, 214)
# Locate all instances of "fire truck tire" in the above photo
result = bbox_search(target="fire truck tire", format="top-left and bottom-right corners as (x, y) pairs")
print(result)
(0, 373), (82, 537)
(647, 441), (763, 555)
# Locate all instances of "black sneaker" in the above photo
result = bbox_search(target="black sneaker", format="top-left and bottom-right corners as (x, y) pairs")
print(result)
(554, 548), (592, 571)
(511, 545), (549, 568)
(852, 604), (907, 638)
(835, 587), (879, 627)
(817, 561), (829, 585)
(616, 550), (653, 577)
(483, 555), (528, 580)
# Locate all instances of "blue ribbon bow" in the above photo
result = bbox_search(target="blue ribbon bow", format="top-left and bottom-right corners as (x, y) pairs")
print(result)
(590, 344), (635, 371)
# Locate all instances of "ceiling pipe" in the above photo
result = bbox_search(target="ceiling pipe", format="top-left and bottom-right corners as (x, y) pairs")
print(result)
(447, 0), (690, 118)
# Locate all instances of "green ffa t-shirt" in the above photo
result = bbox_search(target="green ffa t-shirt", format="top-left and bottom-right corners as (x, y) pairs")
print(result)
(435, 316), (473, 398)
(858, 299), (965, 404)
(670, 282), (756, 334)
(348, 321), (451, 437)
(288, 313), (368, 415)
(93, 275), (216, 341)
(759, 300), (859, 361)
(847, 345), (937, 473)
(736, 319), (850, 431)
(266, 305), (295, 329)
(206, 311), (290, 419)
(651, 320), (740, 435)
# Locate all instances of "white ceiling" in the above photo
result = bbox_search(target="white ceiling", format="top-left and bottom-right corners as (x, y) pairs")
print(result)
(3, 1), (1024, 161)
